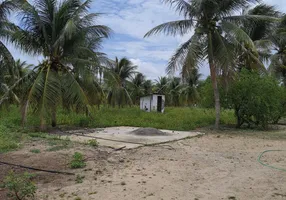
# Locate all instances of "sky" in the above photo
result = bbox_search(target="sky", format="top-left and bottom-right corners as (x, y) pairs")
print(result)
(7, 0), (286, 80)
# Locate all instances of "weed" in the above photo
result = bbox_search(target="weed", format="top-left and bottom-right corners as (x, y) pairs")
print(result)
(46, 146), (67, 152)
(0, 171), (37, 200)
(75, 174), (85, 184)
(30, 149), (41, 154)
(70, 152), (86, 169)
(88, 139), (98, 147)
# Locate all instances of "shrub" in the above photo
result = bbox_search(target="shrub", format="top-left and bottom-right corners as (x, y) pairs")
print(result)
(228, 70), (286, 129)
(1, 171), (37, 200)
(70, 152), (86, 169)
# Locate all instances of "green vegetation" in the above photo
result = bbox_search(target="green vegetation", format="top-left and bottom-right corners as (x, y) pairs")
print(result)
(87, 139), (99, 147)
(228, 70), (286, 128)
(89, 107), (234, 131)
(0, 105), (235, 153)
(70, 152), (86, 169)
(75, 174), (85, 184)
(29, 149), (40, 154)
(0, 171), (37, 200)
(1, 0), (286, 136)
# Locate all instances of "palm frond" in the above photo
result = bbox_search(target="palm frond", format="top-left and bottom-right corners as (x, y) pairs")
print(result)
(144, 20), (193, 37)
(166, 32), (203, 75)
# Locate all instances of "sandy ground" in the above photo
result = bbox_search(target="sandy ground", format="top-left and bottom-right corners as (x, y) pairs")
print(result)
(1, 131), (286, 200)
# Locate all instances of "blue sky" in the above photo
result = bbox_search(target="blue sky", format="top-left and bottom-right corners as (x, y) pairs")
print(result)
(8, 0), (286, 80)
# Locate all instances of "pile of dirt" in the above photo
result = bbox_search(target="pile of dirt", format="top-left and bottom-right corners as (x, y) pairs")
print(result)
(129, 128), (169, 136)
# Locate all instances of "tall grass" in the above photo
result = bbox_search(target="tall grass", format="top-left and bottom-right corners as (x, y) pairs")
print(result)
(56, 106), (235, 130)
(0, 106), (235, 152)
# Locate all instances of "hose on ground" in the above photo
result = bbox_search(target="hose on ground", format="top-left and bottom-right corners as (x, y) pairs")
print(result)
(0, 161), (75, 175)
(257, 150), (286, 172)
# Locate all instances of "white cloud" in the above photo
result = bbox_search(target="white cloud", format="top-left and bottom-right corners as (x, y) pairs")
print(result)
(5, 0), (286, 80)
(130, 58), (166, 80)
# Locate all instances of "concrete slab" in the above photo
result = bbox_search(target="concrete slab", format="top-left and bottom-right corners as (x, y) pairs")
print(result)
(68, 127), (204, 149)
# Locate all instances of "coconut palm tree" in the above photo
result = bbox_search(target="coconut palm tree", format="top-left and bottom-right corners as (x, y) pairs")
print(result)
(145, 0), (274, 128)
(129, 73), (145, 104)
(7, 0), (111, 129)
(142, 79), (153, 96)
(263, 16), (286, 86)
(155, 76), (169, 95)
(0, 0), (17, 66)
(168, 77), (182, 107)
(0, 0), (18, 102)
(235, 4), (281, 72)
(181, 68), (201, 106)
(0, 59), (33, 106)
(105, 57), (137, 107)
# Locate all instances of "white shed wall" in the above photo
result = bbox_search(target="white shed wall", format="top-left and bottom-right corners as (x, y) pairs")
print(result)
(140, 96), (151, 112)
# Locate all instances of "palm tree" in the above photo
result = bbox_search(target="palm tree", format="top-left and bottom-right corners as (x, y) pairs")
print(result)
(145, 0), (274, 128)
(236, 4), (281, 72)
(0, 0), (17, 66)
(8, 0), (111, 129)
(264, 16), (286, 86)
(105, 57), (137, 107)
(168, 77), (181, 107)
(130, 73), (145, 104)
(142, 79), (153, 96)
(0, 0), (18, 103)
(181, 68), (201, 106)
(155, 76), (169, 95)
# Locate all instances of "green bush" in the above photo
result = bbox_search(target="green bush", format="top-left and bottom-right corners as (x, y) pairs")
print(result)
(1, 171), (37, 200)
(229, 70), (286, 129)
(198, 77), (231, 109)
(70, 152), (86, 169)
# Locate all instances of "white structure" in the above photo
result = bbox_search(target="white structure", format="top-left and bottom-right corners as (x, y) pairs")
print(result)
(140, 94), (165, 113)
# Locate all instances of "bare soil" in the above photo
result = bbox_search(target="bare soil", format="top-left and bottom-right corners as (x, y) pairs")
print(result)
(1, 130), (286, 200)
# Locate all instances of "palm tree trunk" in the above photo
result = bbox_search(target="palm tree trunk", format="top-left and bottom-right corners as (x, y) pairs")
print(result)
(208, 33), (221, 129)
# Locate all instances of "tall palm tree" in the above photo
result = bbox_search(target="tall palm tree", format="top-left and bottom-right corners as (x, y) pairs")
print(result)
(0, 0), (17, 65)
(0, 0), (18, 101)
(145, 0), (274, 128)
(7, 0), (111, 129)
(105, 57), (137, 107)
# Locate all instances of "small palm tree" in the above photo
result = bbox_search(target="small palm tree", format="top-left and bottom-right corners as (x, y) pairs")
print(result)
(145, 0), (274, 128)
(9, 0), (111, 129)
(105, 57), (137, 107)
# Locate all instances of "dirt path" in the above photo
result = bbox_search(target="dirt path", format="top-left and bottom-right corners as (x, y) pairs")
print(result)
(1, 133), (286, 200)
